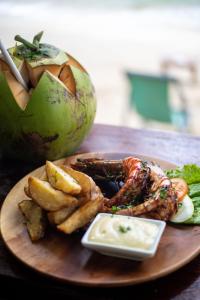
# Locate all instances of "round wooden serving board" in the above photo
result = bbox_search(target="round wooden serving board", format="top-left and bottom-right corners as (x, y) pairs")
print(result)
(1, 152), (200, 287)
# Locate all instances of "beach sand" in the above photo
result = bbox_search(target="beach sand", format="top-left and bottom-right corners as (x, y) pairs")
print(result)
(0, 1), (200, 134)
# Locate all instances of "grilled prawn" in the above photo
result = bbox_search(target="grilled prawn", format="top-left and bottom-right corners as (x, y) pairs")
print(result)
(72, 156), (178, 221)
(72, 157), (150, 207)
(116, 164), (177, 220)
(105, 157), (150, 207)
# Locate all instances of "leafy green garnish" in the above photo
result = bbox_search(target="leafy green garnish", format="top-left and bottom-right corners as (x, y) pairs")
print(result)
(141, 160), (148, 170)
(118, 225), (131, 233)
(166, 164), (200, 224)
(184, 196), (200, 224)
(189, 183), (200, 198)
(178, 202), (183, 208)
(111, 205), (119, 212)
(166, 164), (200, 184)
(160, 187), (168, 199)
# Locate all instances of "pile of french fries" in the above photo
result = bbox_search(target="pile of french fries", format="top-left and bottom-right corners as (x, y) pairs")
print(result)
(19, 161), (103, 242)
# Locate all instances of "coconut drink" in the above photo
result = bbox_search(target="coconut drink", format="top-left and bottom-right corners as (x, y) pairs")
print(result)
(0, 32), (96, 162)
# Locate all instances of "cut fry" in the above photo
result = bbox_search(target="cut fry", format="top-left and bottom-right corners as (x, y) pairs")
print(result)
(28, 176), (79, 211)
(61, 165), (101, 204)
(40, 170), (47, 181)
(46, 161), (81, 195)
(48, 205), (78, 225)
(57, 196), (103, 234)
(18, 200), (46, 242)
(24, 171), (47, 198)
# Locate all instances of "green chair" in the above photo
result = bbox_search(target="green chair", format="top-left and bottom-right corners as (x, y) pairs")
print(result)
(126, 72), (188, 131)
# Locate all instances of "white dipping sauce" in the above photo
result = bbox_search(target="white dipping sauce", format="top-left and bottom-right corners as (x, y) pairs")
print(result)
(88, 215), (159, 250)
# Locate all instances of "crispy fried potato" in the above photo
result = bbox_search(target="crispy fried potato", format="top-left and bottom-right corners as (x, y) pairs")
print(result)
(57, 196), (103, 234)
(18, 200), (46, 242)
(46, 161), (81, 195)
(28, 176), (79, 211)
(40, 170), (47, 181)
(24, 171), (47, 198)
(61, 165), (101, 204)
(48, 205), (78, 225)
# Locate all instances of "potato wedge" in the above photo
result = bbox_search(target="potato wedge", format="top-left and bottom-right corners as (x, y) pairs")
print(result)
(24, 170), (47, 198)
(61, 165), (101, 204)
(46, 161), (81, 195)
(48, 205), (78, 225)
(18, 200), (46, 242)
(28, 176), (78, 211)
(57, 196), (103, 234)
(40, 170), (47, 181)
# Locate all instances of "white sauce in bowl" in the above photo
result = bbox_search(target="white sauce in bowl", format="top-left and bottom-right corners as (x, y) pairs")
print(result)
(88, 215), (159, 250)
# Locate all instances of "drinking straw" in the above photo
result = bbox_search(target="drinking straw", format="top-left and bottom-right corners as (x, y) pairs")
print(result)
(0, 39), (28, 90)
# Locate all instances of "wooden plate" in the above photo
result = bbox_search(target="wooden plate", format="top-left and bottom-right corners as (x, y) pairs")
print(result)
(1, 152), (200, 287)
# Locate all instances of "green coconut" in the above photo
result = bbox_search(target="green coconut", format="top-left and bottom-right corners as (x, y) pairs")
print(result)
(0, 32), (96, 162)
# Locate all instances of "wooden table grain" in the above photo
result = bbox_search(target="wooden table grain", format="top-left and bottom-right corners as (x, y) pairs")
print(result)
(0, 123), (200, 299)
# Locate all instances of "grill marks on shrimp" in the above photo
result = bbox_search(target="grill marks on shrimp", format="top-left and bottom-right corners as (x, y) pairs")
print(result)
(105, 157), (150, 208)
(72, 157), (178, 221)
(116, 163), (177, 221)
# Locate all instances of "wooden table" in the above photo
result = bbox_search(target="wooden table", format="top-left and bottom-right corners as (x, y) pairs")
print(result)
(1, 124), (200, 300)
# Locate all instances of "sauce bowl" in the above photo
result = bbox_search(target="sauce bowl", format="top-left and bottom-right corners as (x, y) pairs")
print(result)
(81, 213), (166, 261)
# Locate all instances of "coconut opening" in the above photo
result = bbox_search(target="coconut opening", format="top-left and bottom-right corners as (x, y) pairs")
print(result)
(66, 54), (88, 74)
(26, 63), (64, 88)
(59, 64), (76, 95)
(0, 59), (30, 110)
(45, 70), (74, 95)
(0, 53), (86, 110)
(3, 70), (29, 110)
(19, 61), (30, 86)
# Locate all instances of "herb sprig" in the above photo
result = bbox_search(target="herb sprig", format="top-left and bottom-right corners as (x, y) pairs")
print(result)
(118, 225), (131, 233)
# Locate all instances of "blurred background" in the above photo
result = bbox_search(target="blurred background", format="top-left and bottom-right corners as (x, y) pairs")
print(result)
(1, 0), (200, 134)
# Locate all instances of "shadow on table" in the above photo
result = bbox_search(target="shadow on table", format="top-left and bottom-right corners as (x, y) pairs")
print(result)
(0, 158), (38, 205)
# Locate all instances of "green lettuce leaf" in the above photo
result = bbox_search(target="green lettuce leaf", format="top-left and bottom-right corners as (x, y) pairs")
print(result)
(189, 183), (200, 198)
(166, 164), (200, 224)
(166, 164), (200, 184)
(184, 196), (200, 224)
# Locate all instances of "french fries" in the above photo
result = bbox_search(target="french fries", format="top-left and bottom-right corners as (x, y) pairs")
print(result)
(46, 161), (81, 195)
(24, 170), (47, 197)
(48, 205), (78, 225)
(61, 165), (100, 204)
(20, 160), (104, 241)
(18, 200), (46, 242)
(28, 176), (79, 211)
(57, 196), (103, 234)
